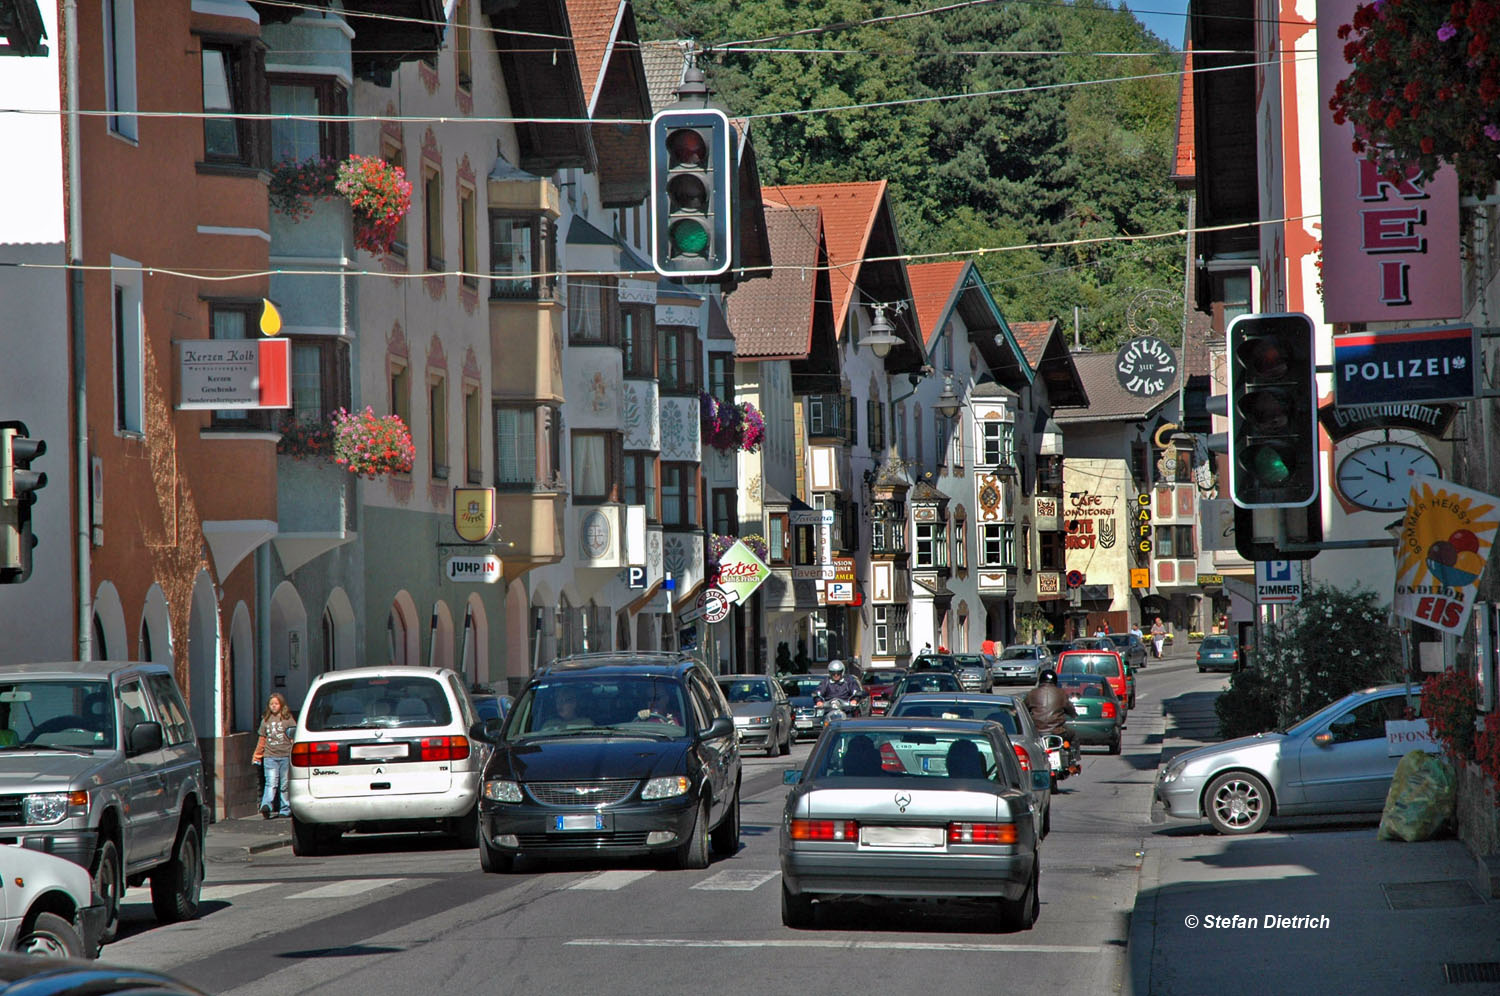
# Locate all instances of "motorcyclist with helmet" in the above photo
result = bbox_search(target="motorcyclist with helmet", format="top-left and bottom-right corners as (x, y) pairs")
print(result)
(1026, 668), (1080, 783)
(815, 660), (864, 716)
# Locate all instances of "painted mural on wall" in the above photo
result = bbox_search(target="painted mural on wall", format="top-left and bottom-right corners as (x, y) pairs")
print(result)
(662, 530), (705, 594)
(622, 380), (661, 450)
(567, 353), (623, 429)
(660, 396), (701, 462)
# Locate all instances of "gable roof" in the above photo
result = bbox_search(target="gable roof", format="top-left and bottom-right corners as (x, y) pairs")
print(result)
(907, 261), (969, 345)
(725, 205), (824, 360)
(639, 40), (687, 111)
(761, 181), (886, 337)
(564, 0), (623, 114)
(1053, 351), (1176, 423)
(1009, 320), (1054, 367)
(1009, 318), (1089, 408)
(565, 0), (651, 208)
(484, 0), (593, 173)
(1172, 43), (1196, 187)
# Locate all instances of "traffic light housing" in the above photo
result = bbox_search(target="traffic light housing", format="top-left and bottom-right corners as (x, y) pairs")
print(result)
(1227, 313), (1319, 509)
(650, 107), (734, 278)
(1, 420), (46, 583)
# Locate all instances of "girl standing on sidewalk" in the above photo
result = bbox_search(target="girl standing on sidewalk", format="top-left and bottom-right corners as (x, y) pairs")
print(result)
(252, 693), (296, 818)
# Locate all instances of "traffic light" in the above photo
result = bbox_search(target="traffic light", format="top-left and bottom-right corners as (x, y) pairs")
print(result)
(1227, 313), (1319, 509)
(650, 107), (734, 278)
(1, 420), (46, 583)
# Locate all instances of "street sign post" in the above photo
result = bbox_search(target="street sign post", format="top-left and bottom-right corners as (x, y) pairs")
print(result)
(627, 565), (647, 589)
(1255, 560), (1302, 604)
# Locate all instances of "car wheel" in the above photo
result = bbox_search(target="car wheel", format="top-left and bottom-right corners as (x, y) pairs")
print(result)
(1129, 695), (1136, 709)
(676, 798), (711, 870)
(1041, 802), (1051, 837)
(1198, 666), (1206, 673)
(1205, 771), (1272, 835)
(1109, 731), (1122, 755)
(449, 804), (479, 848)
(998, 861), (1039, 931)
(779, 726), (792, 755)
(1049, 771), (1059, 794)
(150, 820), (203, 923)
(291, 815), (323, 857)
(92, 837), (122, 944)
(478, 830), (515, 873)
(710, 785), (741, 857)
(18, 912), (84, 959)
(781, 882), (814, 929)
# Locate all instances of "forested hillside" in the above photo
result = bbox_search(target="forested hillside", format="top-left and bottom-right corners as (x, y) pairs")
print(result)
(635, 0), (1188, 348)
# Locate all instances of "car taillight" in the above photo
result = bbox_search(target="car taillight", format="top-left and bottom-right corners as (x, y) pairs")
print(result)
(948, 822), (1017, 845)
(879, 742), (904, 773)
(292, 741), (340, 767)
(1011, 743), (1030, 772)
(789, 819), (859, 841)
(1231, 650), (1239, 659)
(1101, 702), (1117, 718)
(418, 735), (471, 761)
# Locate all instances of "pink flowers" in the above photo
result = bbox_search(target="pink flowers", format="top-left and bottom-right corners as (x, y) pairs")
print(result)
(268, 155), (412, 254)
(331, 407), (415, 479)
(699, 393), (765, 453)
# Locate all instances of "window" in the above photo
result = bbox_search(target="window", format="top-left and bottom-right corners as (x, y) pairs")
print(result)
(872, 512), (906, 555)
(914, 522), (948, 569)
(708, 353), (734, 403)
(210, 303), (266, 429)
(289, 336), (350, 424)
(874, 605), (909, 657)
(569, 278), (618, 345)
(200, 40), (263, 166)
(624, 453), (657, 519)
(201, 45), (240, 160)
(980, 420), (1014, 465)
(657, 325), (699, 393)
(489, 213), (555, 299)
(430, 377), (448, 480)
(269, 75), (347, 163)
(950, 418), (964, 468)
(495, 407), (535, 486)
(934, 416), (949, 474)
(459, 185), (477, 289)
(384, 140), (408, 255)
(1037, 455), (1063, 494)
(712, 490), (737, 537)
(423, 167), (443, 271)
(954, 515), (967, 570)
(1154, 525), (1196, 559)
(1021, 523), (1032, 571)
(145, 673), (194, 745)
(1040, 530), (1064, 570)
(104, 0), (137, 140)
(661, 463), (699, 527)
(111, 267), (143, 434)
(454, 0), (472, 90)
(981, 523), (1016, 566)
(464, 386), (482, 483)
(767, 512), (791, 564)
(571, 431), (621, 504)
(621, 303), (655, 377)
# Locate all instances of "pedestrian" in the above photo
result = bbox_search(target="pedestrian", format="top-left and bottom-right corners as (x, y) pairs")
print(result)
(1151, 616), (1167, 659)
(253, 692), (296, 819)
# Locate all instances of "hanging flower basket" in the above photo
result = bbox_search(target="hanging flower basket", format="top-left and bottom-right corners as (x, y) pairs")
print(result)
(331, 406), (415, 479)
(1329, 0), (1500, 196)
(268, 154), (413, 254)
(699, 393), (766, 454)
(275, 413), (335, 460)
(708, 532), (769, 565)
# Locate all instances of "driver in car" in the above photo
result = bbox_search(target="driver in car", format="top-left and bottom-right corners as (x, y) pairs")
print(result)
(815, 660), (863, 710)
(542, 686), (593, 730)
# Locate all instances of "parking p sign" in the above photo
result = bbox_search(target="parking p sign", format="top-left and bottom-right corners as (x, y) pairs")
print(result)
(1255, 560), (1302, 604)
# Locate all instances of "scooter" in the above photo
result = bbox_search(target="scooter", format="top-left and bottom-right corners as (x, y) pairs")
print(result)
(1042, 726), (1082, 793)
(817, 697), (860, 729)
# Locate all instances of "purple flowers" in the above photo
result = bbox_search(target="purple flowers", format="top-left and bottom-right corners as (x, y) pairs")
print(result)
(699, 393), (765, 453)
(1437, 22), (1457, 41)
(1487, 124), (1500, 141)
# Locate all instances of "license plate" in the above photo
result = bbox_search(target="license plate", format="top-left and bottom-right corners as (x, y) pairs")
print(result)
(861, 825), (944, 847)
(919, 755), (946, 773)
(351, 743), (409, 760)
(1048, 752), (1062, 771)
(1074, 705), (1089, 715)
(555, 813), (605, 831)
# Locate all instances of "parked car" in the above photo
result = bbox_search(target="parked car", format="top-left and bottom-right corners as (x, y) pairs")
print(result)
(0, 661), (206, 943)
(952, 655), (994, 694)
(992, 645), (1050, 685)
(862, 668), (908, 716)
(474, 653), (742, 872)
(469, 688), (514, 724)
(1071, 637), (1114, 652)
(0, 845), (106, 959)
(1154, 684), (1423, 835)
(888, 670), (963, 707)
(0, 952), (206, 993)
(780, 675), (827, 740)
(1106, 633), (1149, 671)
(888, 692), (1053, 837)
(1196, 635), (1241, 673)
(1058, 648), (1134, 710)
(779, 717), (1040, 930)
(288, 666), (491, 856)
(910, 654), (961, 676)
(1056, 673), (1125, 755)
(716, 675), (793, 756)
(1044, 640), (1077, 659)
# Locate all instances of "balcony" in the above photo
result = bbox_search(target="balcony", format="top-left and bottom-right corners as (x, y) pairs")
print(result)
(495, 487), (565, 574)
(273, 455), (356, 573)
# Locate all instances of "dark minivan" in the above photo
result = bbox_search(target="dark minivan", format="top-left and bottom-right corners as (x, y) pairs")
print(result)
(472, 653), (742, 872)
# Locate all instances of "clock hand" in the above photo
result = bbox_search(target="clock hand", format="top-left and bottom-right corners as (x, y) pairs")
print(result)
(1378, 461), (1395, 483)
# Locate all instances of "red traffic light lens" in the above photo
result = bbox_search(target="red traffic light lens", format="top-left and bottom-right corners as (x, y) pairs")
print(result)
(667, 173), (707, 213)
(1240, 337), (1289, 378)
(666, 128), (708, 169)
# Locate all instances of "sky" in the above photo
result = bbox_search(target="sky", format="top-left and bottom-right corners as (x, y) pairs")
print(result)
(1126, 0), (1193, 47)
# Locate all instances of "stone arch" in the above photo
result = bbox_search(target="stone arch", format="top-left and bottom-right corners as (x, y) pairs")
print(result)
(429, 599), (454, 669)
(322, 588), (357, 672)
(459, 593), (489, 687)
(91, 581), (127, 661)
(229, 601), (256, 733)
(139, 583), (172, 663)
(187, 570), (221, 737)
(269, 582), (310, 710)
(505, 581), (529, 687)
(388, 590), (421, 667)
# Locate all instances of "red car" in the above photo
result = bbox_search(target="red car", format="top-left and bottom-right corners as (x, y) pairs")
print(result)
(862, 668), (908, 715)
(1056, 649), (1135, 710)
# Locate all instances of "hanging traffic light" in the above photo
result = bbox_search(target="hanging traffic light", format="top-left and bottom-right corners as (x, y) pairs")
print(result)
(1227, 313), (1319, 509)
(650, 107), (733, 278)
(1, 420), (47, 584)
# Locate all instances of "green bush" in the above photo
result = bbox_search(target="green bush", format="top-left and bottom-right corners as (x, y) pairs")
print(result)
(1216, 667), (1280, 739)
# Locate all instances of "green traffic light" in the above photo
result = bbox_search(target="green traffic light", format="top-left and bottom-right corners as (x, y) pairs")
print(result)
(669, 219), (709, 255)
(1250, 445), (1293, 486)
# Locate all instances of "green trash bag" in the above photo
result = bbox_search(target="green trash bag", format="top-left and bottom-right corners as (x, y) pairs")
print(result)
(1377, 749), (1456, 842)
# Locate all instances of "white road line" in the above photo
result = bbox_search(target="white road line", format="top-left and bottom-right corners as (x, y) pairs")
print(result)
(287, 878), (404, 900)
(690, 870), (779, 891)
(567, 938), (1106, 954)
(201, 882), (276, 902)
(567, 870), (655, 891)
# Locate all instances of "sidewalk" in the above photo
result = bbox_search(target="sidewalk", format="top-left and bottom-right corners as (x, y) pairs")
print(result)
(205, 813), (292, 864)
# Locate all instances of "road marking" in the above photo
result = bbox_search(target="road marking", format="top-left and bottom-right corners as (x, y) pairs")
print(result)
(201, 883), (276, 901)
(690, 870), (779, 891)
(567, 938), (1106, 954)
(567, 870), (655, 891)
(287, 878), (403, 899)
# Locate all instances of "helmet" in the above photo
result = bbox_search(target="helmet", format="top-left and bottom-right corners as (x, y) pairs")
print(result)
(1038, 668), (1058, 685)
(828, 660), (845, 676)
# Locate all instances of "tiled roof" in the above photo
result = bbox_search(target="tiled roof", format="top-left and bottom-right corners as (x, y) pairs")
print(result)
(1172, 46), (1196, 184)
(564, 0), (621, 112)
(640, 40), (686, 112)
(724, 205), (823, 359)
(761, 181), (886, 337)
(907, 261), (968, 346)
(1009, 320), (1057, 367)
(1053, 351), (1178, 422)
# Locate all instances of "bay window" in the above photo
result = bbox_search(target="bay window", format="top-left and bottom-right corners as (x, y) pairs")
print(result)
(571, 431), (622, 504)
(661, 463), (699, 527)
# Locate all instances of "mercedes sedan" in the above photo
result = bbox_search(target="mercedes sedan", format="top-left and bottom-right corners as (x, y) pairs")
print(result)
(779, 718), (1040, 931)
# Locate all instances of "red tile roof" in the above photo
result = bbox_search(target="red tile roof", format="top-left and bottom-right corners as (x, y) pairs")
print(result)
(1172, 46), (1196, 184)
(725, 205), (823, 359)
(1009, 320), (1057, 367)
(761, 181), (887, 337)
(565, 0), (622, 111)
(906, 261), (969, 346)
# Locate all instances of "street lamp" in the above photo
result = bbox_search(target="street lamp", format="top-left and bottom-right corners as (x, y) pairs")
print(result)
(934, 375), (963, 419)
(860, 303), (903, 358)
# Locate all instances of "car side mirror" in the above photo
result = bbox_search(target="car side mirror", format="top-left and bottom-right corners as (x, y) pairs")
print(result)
(783, 768), (801, 785)
(1042, 734), (1064, 751)
(1313, 731), (1335, 747)
(469, 720), (493, 743)
(127, 721), (163, 755)
(703, 715), (735, 741)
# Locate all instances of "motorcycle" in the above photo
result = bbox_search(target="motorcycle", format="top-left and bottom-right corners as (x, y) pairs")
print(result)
(817, 697), (861, 730)
(1042, 727), (1082, 793)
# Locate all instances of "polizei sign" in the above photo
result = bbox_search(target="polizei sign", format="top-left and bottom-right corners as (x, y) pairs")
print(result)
(1332, 325), (1476, 406)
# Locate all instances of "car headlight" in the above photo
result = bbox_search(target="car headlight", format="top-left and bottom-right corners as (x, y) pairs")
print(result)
(22, 792), (74, 824)
(641, 775), (689, 800)
(1160, 760), (1188, 785)
(483, 780), (523, 803)
(749, 716), (772, 726)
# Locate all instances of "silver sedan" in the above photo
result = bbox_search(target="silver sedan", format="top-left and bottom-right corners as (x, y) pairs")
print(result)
(1154, 684), (1423, 835)
(779, 718), (1040, 931)
(717, 675), (793, 756)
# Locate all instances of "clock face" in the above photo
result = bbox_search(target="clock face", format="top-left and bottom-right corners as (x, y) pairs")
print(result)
(1335, 443), (1441, 511)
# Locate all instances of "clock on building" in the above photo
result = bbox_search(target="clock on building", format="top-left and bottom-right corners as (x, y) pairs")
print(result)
(1334, 442), (1441, 511)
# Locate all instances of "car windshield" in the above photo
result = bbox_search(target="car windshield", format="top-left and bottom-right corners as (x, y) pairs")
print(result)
(890, 700), (1019, 734)
(1107, 635), (1131, 648)
(953, 655), (985, 667)
(781, 677), (823, 698)
(812, 729), (999, 780)
(1059, 676), (1110, 698)
(720, 679), (772, 703)
(1202, 636), (1235, 650)
(1060, 653), (1119, 676)
(900, 673), (961, 693)
(506, 677), (688, 740)
(304, 675), (454, 731)
(912, 656), (955, 670)
(1001, 647), (1038, 661)
(865, 670), (905, 685)
(0, 679), (115, 750)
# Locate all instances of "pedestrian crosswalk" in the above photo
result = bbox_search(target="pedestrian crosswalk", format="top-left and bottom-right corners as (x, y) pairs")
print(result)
(200, 878), (411, 904)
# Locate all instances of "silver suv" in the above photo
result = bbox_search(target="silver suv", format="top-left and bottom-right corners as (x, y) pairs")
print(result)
(0, 662), (205, 942)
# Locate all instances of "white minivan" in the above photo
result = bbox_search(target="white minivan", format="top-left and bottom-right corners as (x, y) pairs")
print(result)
(287, 667), (489, 856)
